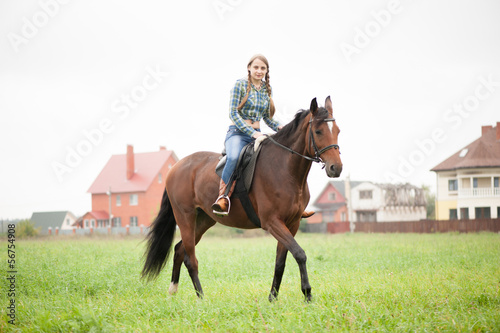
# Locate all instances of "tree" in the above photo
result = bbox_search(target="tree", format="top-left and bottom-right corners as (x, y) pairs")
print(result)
(422, 185), (436, 219)
(17, 219), (41, 238)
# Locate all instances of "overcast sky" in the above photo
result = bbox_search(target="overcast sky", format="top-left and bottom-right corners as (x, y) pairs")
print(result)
(1, 0), (499, 219)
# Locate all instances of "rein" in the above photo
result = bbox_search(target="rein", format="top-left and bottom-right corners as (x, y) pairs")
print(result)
(267, 117), (339, 165)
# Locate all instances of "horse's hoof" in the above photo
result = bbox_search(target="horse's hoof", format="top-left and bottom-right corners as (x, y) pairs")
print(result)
(168, 282), (178, 295)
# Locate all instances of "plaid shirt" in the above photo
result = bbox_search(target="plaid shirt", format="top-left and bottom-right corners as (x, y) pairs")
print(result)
(229, 78), (280, 137)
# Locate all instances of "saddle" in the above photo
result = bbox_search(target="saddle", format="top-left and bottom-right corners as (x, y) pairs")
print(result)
(215, 142), (263, 227)
(215, 142), (262, 194)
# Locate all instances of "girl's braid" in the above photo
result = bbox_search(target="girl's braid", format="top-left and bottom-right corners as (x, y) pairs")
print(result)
(237, 71), (252, 110)
(265, 72), (276, 118)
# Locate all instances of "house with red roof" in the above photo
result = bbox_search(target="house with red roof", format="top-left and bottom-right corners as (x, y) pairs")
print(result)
(431, 122), (500, 220)
(306, 179), (361, 233)
(80, 145), (178, 229)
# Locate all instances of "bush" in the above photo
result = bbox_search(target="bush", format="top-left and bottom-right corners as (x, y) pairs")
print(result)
(299, 218), (307, 232)
(16, 219), (41, 238)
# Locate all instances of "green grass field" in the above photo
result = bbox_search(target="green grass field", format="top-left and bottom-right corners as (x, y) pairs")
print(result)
(1, 230), (499, 332)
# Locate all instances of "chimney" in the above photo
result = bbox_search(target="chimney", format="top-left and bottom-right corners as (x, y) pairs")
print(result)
(159, 146), (166, 151)
(126, 145), (134, 180)
(482, 125), (492, 136)
(497, 122), (500, 141)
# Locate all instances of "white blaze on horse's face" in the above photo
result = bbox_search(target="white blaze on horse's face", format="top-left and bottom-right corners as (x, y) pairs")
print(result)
(327, 120), (334, 133)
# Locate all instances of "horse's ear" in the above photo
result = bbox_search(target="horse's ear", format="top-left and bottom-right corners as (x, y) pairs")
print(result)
(310, 98), (318, 116)
(325, 96), (333, 116)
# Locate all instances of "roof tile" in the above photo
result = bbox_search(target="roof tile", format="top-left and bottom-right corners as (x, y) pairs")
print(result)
(431, 125), (500, 171)
(87, 149), (176, 194)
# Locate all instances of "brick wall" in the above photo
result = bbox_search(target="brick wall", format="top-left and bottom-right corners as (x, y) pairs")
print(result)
(91, 154), (176, 227)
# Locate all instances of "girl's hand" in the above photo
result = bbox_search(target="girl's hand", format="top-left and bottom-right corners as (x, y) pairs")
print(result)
(252, 131), (264, 139)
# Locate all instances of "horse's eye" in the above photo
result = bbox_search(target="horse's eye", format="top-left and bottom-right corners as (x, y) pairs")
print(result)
(315, 130), (321, 135)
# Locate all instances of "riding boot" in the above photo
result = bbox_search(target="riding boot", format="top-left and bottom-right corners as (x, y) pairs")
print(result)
(212, 179), (235, 217)
(301, 210), (316, 218)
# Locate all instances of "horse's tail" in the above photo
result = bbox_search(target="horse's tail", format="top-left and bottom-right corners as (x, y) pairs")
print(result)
(141, 189), (177, 281)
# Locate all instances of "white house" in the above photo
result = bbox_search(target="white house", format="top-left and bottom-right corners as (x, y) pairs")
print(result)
(30, 211), (77, 234)
(431, 122), (500, 220)
(351, 182), (427, 222)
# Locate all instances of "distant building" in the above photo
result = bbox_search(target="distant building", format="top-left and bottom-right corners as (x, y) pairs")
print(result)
(30, 211), (77, 234)
(350, 182), (426, 222)
(431, 122), (500, 220)
(306, 179), (361, 233)
(83, 145), (178, 229)
(310, 179), (362, 222)
(308, 179), (426, 232)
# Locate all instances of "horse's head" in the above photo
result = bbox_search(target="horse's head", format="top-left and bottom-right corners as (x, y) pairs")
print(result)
(309, 96), (342, 178)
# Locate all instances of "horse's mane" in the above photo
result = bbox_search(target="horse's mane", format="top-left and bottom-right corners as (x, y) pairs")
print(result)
(268, 107), (330, 145)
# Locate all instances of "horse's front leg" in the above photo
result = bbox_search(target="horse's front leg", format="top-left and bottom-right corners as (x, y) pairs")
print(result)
(269, 242), (288, 302)
(267, 219), (311, 302)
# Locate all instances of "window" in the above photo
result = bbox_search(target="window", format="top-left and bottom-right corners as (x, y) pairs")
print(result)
(356, 211), (376, 222)
(323, 211), (334, 222)
(130, 216), (138, 227)
(91, 219), (95, 228)
(328, 192), (336, 201)
(341, 212), (346, 222)
(158, 173), (162, 184)
(494, 177), (499, 188)
(449, 209), (458, 220)
(84, 219), (89, 228)
(359, 190), (372, 199)
(66, 218), (70, 226)
(448, 179), (458, 191)
(460, 208), (469, 220)
(474, 177), (489, 188)
(113, 217), (121, 227)
(130, 194), (138, 206)
(475, 207), (491, 219)
(116, 195), (121, 206)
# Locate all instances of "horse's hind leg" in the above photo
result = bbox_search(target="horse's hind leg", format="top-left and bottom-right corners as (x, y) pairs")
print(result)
(170, 210), (215, 297)
(169, 240), (184, 295)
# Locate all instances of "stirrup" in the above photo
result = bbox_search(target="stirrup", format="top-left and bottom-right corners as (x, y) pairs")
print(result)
(212, 195), (231, 217)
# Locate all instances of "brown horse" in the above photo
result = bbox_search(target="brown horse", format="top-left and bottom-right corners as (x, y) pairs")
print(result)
(142, 96), (342, 301)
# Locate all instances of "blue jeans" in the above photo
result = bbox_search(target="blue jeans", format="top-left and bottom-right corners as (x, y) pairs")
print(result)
(221, 125), (257, 184)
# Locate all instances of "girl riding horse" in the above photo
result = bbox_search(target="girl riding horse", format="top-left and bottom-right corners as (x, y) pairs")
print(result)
(211, 54), (314, 218)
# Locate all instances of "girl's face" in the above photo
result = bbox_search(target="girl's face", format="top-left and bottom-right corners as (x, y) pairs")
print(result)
(248, 58), (268, 83)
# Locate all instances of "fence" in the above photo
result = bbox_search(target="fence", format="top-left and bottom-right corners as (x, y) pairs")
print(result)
(47, 225), (150, 236)
(317, 218), (500, 234)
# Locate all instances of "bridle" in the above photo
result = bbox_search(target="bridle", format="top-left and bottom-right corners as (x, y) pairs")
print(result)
(267, 116), (340, 165)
